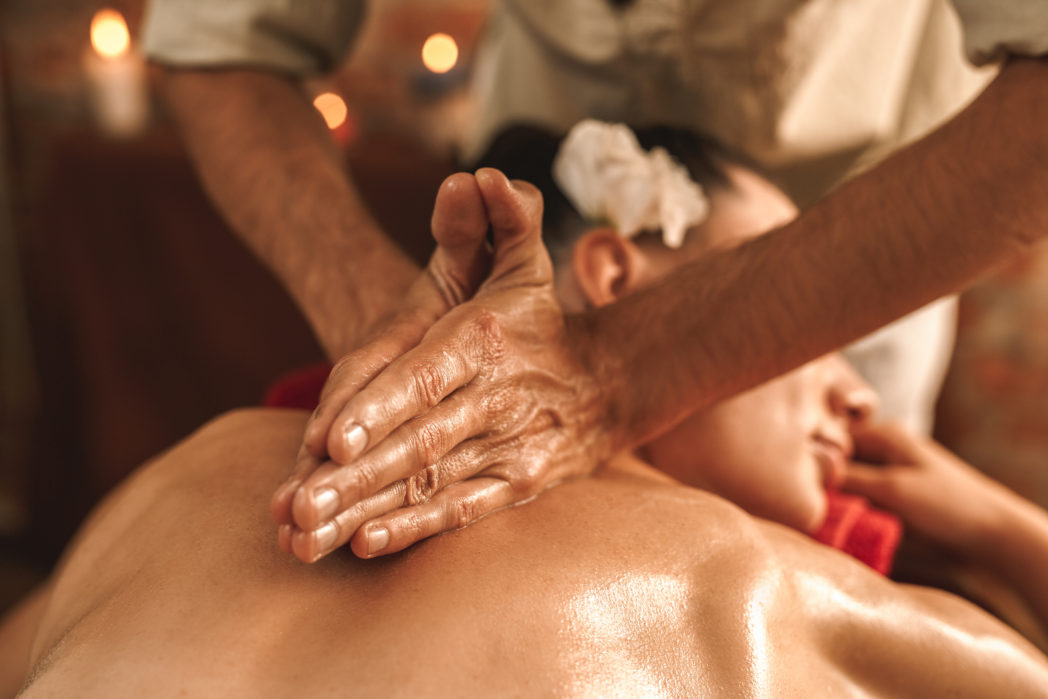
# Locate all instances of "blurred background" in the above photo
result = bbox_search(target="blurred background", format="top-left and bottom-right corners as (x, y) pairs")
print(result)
(1, 0), (1046, 612)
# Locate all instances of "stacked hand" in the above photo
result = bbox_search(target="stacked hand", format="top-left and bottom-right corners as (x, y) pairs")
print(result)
(271, 169), (611, 562)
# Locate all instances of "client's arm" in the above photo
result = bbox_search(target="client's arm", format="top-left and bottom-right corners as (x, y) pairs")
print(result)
(289, 57), (1048, 559)
(845, 422), (1048, 648)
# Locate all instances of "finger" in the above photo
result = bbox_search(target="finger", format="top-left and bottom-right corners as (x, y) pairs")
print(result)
(473, 168), (554, 291)
(320, 306), (502, 466)
(349, 477), (517, 558)
(851, 421), (921, 465)
(290, 479), (408, 563)
(428, 172), (492, 305)
(295, 393), (493, 530)
(842, 462), (903, 507)
(270, 446), (323, 525)
(287, 333), (425, 523)
(303, 314), (432, 460)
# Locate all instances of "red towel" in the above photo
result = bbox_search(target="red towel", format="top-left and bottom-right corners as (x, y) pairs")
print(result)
(812, 492), (902, 576)
(264, 366), (903, 575)
(263, 363), (332, 411)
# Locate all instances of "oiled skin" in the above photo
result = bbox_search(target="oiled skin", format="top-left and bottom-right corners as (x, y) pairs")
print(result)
(17, 410), (1048, 697)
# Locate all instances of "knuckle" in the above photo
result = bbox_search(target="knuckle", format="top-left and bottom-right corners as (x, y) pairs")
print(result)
(512, 460), (545, 497)
(470, 310), (505, 362)
(412, 420), (448, 467)
(343, 462), (378, 503)
(343, 500), (372, 532)
(412, 359), (449, 408)
(426, 264), (470, 307)
(480, 387), (513, 422)
(449, 497), (479, 530)
(406, 466), (441, 506)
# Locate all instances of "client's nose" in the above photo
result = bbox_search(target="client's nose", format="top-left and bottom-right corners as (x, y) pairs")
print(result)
(827, 356), (879, 425)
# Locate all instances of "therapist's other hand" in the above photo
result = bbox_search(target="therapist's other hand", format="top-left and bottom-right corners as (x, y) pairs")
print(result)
(270, 171), (492, 552)
(278, 168), (610, 562)
(843, 422), (1019, 561)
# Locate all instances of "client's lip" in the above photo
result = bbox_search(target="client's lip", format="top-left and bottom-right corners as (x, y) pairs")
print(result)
(812, 435), (852, 491)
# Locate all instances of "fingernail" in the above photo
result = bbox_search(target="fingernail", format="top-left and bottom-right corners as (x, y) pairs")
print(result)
(313, 487), (340, 521)
(342, 422), (368, 461)
(367, 526), (390, 556)
(314, 521), (338, 554)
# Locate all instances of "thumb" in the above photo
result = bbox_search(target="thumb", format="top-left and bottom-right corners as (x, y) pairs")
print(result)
(428, 172), (493, 305)
(474, 167), (554, 292)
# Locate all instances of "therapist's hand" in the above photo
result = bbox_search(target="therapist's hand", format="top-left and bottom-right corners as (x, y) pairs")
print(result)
(269, 171), (492, 553)
(274, 168), (611, 562)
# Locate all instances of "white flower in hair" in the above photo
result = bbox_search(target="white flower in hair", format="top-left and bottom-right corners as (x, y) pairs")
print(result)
(552, 120), (709, 249)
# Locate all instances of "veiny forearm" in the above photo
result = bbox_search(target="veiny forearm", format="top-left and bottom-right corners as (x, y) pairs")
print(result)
(584, 57), (1048, 451)
(159, 68), (419, 358)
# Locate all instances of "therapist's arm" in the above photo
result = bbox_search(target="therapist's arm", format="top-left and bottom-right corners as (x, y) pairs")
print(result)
(586, 56), (1048, 445)
(160, 68), (420, 359)
(289, 56), (1048, 559)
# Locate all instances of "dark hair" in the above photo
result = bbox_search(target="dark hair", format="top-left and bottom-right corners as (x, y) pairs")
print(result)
(471, 122), (748, 259)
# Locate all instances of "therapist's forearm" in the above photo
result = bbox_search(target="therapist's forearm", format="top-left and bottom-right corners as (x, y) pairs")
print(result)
(585, 56), (1048, 452)
(160, 68), (418, 359)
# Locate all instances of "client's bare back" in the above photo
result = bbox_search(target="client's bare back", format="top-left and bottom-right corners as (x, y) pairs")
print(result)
(15, 410), (1048, 697)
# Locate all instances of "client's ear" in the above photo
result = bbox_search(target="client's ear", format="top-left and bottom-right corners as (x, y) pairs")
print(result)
(571, 228), (649, 307)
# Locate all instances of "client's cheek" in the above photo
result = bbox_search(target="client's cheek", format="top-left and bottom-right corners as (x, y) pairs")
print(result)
(794, 458), (831, 533)
(762, 475), (827, 534)
(799, 491), (829, 533)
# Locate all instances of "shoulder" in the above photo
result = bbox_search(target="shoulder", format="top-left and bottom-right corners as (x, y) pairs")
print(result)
(28, 409), (307, 664)
(148, 407), (308, 481)
(583, 462), (1048, 694)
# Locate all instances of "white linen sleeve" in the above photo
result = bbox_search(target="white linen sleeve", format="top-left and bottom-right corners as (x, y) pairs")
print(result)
(141, 0), (367, 75)
(951, 0), (1048, 65)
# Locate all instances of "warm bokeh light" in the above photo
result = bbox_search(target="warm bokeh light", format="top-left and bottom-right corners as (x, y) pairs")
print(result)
(90, 9), (131, 59)
(313, 92), (348, 130)
(421, 33), (458, 74)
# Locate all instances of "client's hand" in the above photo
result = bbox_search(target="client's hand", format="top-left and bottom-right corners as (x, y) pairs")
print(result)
(273, 168), (610, 562)
(843, 422), (1019, 561)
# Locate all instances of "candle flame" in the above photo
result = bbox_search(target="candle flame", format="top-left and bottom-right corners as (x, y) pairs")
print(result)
(421, 33), (458, 74)
(91, 9), (131, 59)
(313, 92), (348, 130)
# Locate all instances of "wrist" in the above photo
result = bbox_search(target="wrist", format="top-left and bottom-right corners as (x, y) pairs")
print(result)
(306, 254), (417, 359)
(564, 311), (629, 456)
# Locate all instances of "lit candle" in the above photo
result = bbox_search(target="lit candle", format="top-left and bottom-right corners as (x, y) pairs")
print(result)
(421, 33), (459, 74)
(312, 91), (358, 147)
(84, 9), (149, 138)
